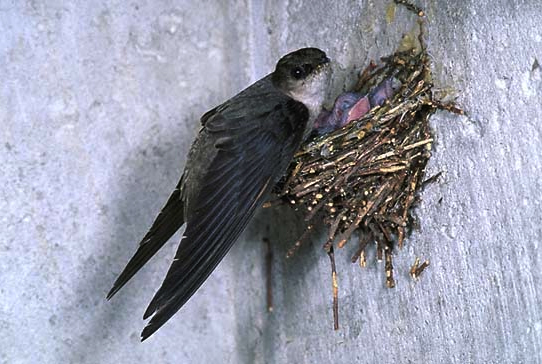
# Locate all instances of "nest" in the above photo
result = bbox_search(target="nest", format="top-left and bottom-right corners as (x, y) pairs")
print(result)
(266, 10), (462, 329)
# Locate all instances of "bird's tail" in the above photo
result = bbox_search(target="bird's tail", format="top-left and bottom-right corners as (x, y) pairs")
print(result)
(107, 180), (185, 300)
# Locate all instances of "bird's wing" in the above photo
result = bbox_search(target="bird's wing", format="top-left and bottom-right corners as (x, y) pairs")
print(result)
(140, 96), (308, 340)
(107, 178), (185, 300)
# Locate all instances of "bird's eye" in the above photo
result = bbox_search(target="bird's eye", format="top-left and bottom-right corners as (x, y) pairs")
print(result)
(291, 66), (305, 79)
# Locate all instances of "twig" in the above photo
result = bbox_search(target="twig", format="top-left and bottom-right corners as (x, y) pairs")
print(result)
(410, 257), (430, 279)
(325, 244), (339, 330)
(286, 224), (314, 258)
(263, 238), (273, 312)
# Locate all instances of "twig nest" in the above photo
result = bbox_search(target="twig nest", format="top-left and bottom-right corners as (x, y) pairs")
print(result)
(273, 48), (460, 282)
(267, 6), (462, 330)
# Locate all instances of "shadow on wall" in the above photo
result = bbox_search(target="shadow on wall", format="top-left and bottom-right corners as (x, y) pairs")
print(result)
(232, 202), (330, 362)
(59, 114), (312, 362)
(61, 121), (190, 361)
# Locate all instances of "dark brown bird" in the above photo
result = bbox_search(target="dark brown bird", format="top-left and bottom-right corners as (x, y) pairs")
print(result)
(107, 47), (332, 341)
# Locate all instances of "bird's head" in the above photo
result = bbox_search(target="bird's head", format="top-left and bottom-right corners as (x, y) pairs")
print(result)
(272, 47), (331, 111)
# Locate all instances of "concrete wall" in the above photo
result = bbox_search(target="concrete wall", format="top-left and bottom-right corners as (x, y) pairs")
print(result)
(1, 1), (541, 363)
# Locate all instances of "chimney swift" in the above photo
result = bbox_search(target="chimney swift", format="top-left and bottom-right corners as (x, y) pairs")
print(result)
(107, 47), (331, 341)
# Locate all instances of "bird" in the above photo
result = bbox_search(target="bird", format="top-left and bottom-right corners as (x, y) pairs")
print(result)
(107, 47), (332, 341)
(313, 78), (400, 135)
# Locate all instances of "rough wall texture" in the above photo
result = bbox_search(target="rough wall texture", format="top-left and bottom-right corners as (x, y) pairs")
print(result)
(1, 1), (541, 363)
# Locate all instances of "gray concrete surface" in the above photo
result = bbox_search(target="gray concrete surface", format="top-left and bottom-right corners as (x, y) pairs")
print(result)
(1, 1), (541, 363)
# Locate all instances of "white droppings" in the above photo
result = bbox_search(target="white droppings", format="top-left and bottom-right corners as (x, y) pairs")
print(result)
(49, 98), (67, 114)
(514, 155), (522, 171)
(489, 110), (501, 132)
(168, 24), (177, 34)
(531, 64), (541, 81)
(49, 96), (77, 118)
(463, 120), (482, 137)
(158, 11), (183, 35)
(134, 43), (166, 63)
(521, 71), (537, 98)
(494, 78), (507, 90)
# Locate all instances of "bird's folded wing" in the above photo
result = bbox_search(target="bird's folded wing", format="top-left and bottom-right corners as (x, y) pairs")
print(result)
(140, 98), (307, 340)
